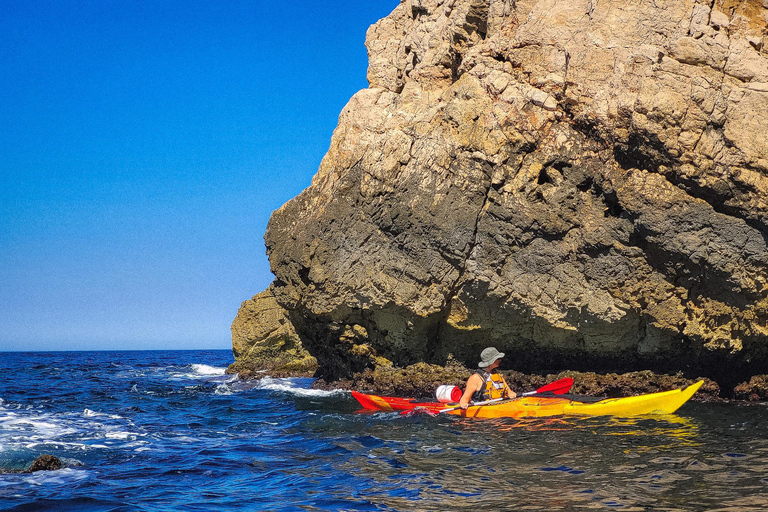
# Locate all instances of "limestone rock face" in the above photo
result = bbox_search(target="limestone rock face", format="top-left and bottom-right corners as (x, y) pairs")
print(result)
(230, 286), (317, 376)
(235, 0), (768, 386)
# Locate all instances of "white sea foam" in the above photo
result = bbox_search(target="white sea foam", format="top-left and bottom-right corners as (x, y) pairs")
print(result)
(2, 415), (77, 439)
(81, 409), (122, 420)
(0, 401), (146, 456)
(104, 431), (136, 440)
(18, 467), (91, 486)
(161, 363), (233, 382)
(24, 441), (90, 450)
(255, 377), (346, 398)
(190, 364), (227, 376)
(214, 383), (233, 396)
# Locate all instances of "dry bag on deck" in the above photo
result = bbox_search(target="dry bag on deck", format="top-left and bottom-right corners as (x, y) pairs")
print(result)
(435, 385), (462, 403)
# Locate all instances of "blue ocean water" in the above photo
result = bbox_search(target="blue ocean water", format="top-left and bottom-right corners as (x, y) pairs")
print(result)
(1, 350), (767, 511)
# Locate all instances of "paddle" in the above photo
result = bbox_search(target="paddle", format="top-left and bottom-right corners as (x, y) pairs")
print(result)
(437, 397), (505, 414)
(521, 376), (573, 396)
(438, 376), (574, 414)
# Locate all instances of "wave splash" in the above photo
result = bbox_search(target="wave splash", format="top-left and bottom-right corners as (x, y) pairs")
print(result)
(254, 377), (346, 398)
(189, 363), (227, 376)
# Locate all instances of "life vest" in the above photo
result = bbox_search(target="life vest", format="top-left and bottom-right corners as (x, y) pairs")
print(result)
(472, 369), (508, 401)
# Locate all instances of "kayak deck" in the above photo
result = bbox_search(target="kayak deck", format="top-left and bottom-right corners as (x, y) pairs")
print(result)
(351, 381), (703, 418)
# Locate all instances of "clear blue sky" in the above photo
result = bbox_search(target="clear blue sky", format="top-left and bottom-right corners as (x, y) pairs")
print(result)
(0, 0), (396, 351)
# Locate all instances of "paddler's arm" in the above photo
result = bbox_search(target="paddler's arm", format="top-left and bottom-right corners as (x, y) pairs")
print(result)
(501, 374), (517, 399)
(459, 374), (483, 410)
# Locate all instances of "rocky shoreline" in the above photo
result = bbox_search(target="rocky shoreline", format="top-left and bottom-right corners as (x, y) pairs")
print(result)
(229, 361), (768, 402)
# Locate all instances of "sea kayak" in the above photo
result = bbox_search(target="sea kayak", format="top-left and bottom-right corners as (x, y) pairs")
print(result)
(351, 381), (704, 418)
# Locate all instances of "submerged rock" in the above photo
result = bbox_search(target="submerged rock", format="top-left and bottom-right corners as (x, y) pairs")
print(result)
(233, 0), (768, 391)
(28, 454), (62, 472)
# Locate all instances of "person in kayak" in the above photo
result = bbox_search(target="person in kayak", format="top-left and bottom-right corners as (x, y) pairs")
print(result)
(459, 347), (516, 410)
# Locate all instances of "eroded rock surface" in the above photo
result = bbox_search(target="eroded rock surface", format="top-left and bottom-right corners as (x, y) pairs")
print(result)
(233, 0), (768, 391)
(229, 286), (317, 377)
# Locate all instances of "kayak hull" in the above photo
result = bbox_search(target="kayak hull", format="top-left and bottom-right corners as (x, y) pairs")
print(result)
(351, 381), (703, 418)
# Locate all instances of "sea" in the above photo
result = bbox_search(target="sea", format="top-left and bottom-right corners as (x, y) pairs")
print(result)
(0, 350), (767, 511)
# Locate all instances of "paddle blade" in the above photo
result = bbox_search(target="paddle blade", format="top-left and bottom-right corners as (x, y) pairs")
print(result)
(536, 377), (573, 395)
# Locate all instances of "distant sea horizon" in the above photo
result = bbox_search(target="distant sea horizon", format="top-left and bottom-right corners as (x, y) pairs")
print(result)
(0, 347), (234, 354)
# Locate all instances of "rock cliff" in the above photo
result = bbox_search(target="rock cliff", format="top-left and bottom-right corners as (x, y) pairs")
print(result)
(232, 0), (768, 390)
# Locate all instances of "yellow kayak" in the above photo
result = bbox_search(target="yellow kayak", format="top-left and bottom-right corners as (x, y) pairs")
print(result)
(452, 381), (704, 419)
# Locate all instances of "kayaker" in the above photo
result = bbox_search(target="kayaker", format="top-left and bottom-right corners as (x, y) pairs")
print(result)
(459, 347), (516, 410)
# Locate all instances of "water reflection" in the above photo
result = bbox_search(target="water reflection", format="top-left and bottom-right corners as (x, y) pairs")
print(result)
(307, 403), (768, 511)
(595, 414), (702, 452)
